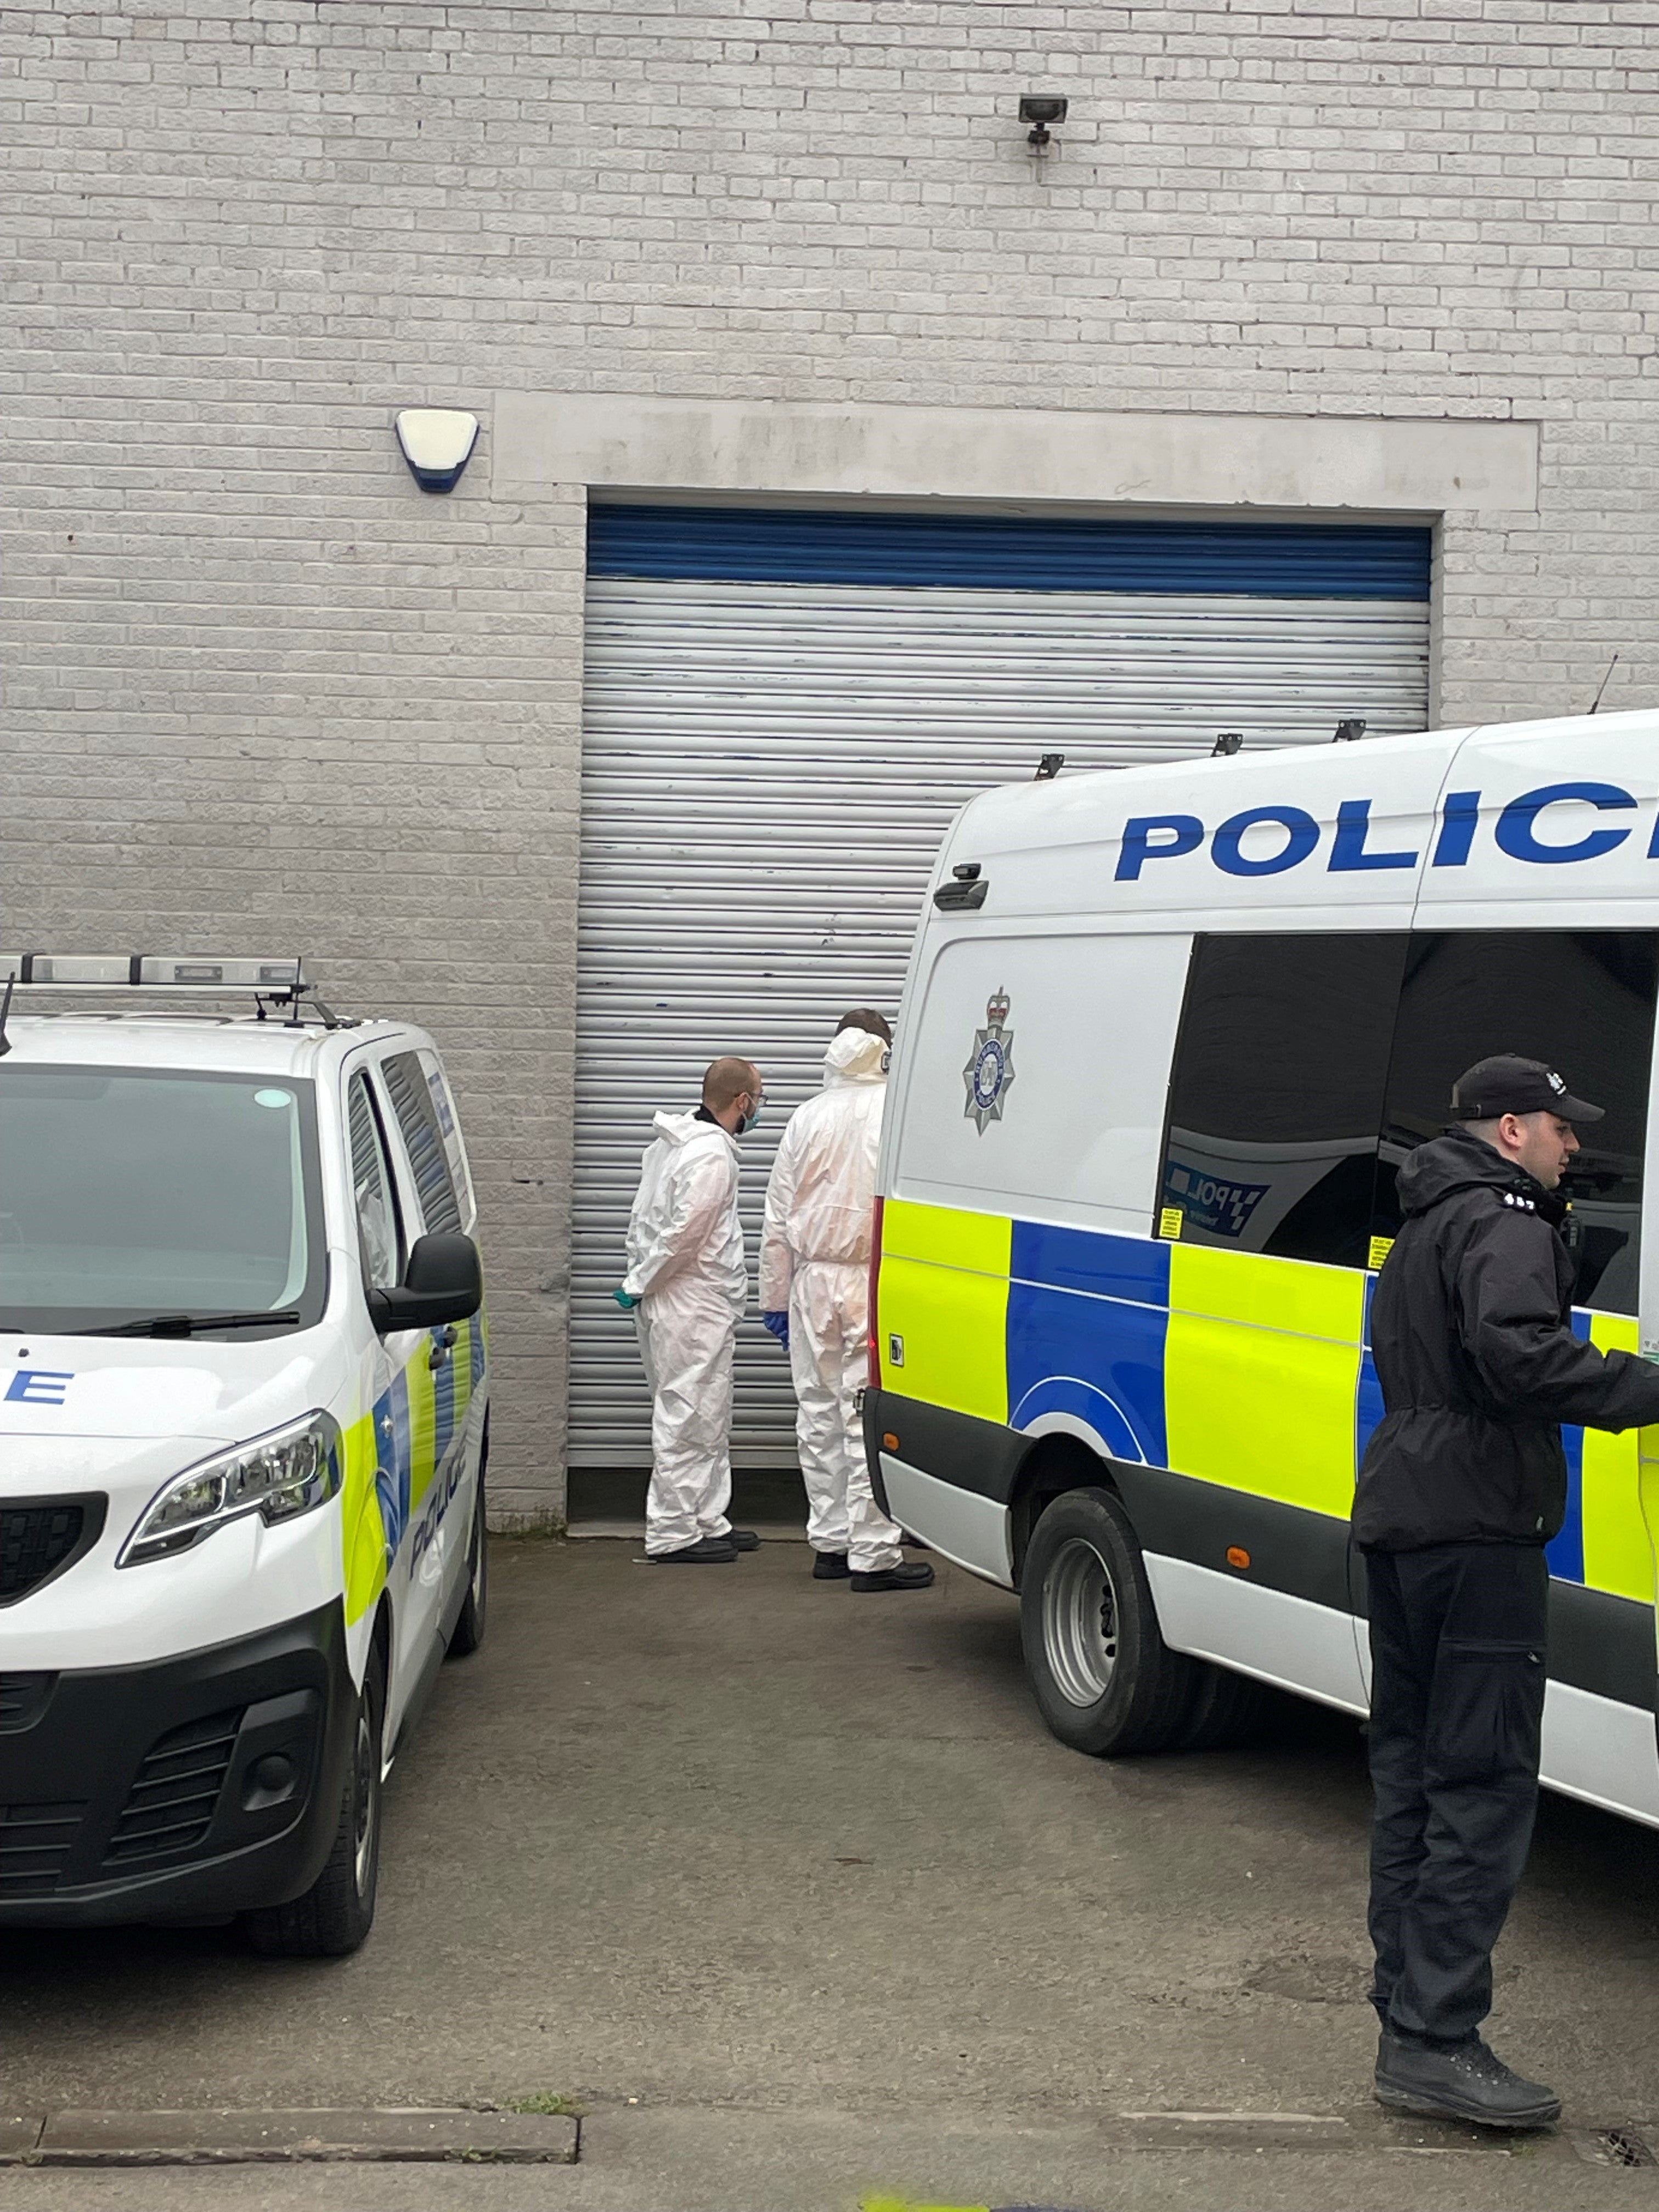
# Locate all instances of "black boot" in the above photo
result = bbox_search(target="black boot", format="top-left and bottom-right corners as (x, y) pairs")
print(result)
(1375, 2030), (1560, 2129)
(812, 1550), (850, 1580)
(727, 1529), (760, 1552)
(850, 1561), (935, 1592)
(648, 1536), (737, 1565)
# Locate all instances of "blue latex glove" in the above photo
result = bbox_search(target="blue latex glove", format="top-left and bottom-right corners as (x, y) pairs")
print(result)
(613, 1286), (641, 1311)
(761, 1309), (790, 1350)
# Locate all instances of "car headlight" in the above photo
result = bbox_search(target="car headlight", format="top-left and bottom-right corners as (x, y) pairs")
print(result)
(119, 1411), (342, 1567)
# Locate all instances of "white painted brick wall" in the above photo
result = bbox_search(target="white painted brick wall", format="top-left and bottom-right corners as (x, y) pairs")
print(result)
(6, 0), (1659, 1517)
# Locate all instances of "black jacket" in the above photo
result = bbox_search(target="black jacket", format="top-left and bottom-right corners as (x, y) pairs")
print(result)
(1353, 1128), (1659, 1551)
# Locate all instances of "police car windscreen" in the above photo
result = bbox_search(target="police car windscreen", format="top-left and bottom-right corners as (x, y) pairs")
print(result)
(0, 1067), (326, 1333)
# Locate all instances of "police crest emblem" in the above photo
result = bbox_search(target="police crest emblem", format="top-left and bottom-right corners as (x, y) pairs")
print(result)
(963, 986), (1017, 1133)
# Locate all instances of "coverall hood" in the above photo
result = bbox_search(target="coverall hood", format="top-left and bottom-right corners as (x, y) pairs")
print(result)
(650, 1107), (734, 1150)
(823, 1026), (888, 1086)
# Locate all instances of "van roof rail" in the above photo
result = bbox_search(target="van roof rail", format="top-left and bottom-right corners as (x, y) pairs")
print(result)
(0, 954), (354, 1029)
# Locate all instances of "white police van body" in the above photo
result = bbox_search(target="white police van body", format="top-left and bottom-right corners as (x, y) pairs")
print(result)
(868, 709), (1659, 1824)
(0, 960), (488, 1950)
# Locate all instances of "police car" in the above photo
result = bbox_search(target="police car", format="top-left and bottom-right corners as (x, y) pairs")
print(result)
(0, 957), (488, 1952)
(868, 708), (1659, 1825)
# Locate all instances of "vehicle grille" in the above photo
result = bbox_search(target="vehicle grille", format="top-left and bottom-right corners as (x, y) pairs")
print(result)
(0, 1503), (89, 1602)
(0, 1801), (87, 1894)
(103, 1708), (243, 1866)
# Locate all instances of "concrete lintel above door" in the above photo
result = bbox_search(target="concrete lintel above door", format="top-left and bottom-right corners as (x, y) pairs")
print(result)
(492, 390), (1538, 517)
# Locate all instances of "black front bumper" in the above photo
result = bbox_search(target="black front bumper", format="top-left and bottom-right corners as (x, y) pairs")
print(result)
(0, 1600), (354, 1926)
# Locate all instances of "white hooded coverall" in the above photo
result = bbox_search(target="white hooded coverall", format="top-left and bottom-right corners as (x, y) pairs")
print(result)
(759, 1028), (905, 1574)
(622, 1110), (747, 1555)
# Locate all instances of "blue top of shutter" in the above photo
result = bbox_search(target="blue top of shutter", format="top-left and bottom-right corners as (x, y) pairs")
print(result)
(588, 504), (1431, 601)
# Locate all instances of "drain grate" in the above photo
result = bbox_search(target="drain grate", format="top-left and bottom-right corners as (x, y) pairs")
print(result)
(1584, 2127), (1656, 2169)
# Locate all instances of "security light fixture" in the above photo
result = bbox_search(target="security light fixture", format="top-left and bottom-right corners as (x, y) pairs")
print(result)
(1333, 717), (1368, 743)
(1212, 732), (1244, 758)
(1019, 94), (1068, 150)
(394, 408), (479, 494)
(1035, 752), (1065, 780)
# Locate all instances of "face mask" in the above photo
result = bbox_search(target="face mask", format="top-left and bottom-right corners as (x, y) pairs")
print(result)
(737, 1093), (764, 1136)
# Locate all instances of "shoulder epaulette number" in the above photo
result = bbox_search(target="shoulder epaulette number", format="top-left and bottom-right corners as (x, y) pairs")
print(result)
(1500, 1192), (1537, 1212)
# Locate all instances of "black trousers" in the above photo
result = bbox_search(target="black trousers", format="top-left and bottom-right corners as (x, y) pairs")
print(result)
(1364, 1541), (1549, 2048)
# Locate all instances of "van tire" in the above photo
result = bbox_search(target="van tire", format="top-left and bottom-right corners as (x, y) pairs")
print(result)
(244, 1642), (385, 1959)
(1020, 1487), (1195, 1756)
(1173, 1660), (1267, 1752)
(446, 1465), (488, 1659)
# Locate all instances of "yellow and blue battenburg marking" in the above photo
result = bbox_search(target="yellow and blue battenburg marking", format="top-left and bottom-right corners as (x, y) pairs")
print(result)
(878, 1201), (1644, 1601)
(340, 1312), (488, 1626)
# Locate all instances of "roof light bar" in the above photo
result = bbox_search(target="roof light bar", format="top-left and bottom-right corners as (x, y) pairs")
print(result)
(0, 955), (307, 991)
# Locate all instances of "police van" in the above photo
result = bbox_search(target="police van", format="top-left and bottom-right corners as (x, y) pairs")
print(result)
(0, 958), (488, 1951)
(867, 708), (1659, 1825)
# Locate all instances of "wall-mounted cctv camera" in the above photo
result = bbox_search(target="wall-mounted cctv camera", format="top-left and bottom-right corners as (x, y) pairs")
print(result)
(394, 408), (479, 494)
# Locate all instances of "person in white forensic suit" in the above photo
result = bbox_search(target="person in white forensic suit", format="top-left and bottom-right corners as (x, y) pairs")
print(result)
(616, 1056), (765, 1565)
(760, 1012), (935, 1593)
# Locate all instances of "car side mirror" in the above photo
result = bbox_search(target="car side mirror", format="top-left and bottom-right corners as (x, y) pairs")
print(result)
(368, 1232), (483, 1336)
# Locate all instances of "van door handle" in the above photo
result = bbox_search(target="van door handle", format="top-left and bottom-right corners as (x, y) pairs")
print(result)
(429, 1325), (458, 1370)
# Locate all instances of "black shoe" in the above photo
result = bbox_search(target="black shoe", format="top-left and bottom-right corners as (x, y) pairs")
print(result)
(648, 1536), (737, 1565)
(1375, 2030), (1560, 2130)
(726, 1529), (760, 1552)
(812, 1550), (850, 1580)
(850, 1561), (936, 1592)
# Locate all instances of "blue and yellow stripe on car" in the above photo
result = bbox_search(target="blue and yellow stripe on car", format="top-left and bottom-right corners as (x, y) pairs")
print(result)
(341, 1407), (386, 1628)
(339, 1312), (489, 1628)
(1571, 1311), (1643, 1596)
(876, 1198), (1650, 1610)
(1165, 1244), (1364, 1524)
(879, 1200), (1011, 1425)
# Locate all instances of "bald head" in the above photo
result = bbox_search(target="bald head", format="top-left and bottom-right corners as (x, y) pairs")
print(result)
(702, 1056), (761, 1130)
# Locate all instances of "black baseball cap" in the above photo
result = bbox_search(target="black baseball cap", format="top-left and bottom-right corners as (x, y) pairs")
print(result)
(1452, 1054), (1604, 1125)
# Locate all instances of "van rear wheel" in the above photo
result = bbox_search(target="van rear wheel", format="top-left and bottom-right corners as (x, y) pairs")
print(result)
(1020, 1487), (1195, 1756)
(245, 1642), (385, 1958)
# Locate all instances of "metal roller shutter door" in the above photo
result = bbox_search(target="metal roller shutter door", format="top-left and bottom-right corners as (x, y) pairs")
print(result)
(572, 507), (1431, 1469)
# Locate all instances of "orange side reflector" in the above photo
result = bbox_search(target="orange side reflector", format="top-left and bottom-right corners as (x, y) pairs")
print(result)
(1226, 1545), (1251, 1572)
(882, 1432), (900, 1452)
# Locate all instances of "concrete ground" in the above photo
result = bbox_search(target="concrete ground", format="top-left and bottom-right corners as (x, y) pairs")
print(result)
(4, 1536), (1659, 2211)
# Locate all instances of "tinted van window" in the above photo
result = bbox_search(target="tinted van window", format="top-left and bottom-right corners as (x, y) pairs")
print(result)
(1379, 931), (1658, 1313)
(1161, 934), (1408, 1266)
(348, 1071), (403, 1292)
(382, 1051), (464, 1237)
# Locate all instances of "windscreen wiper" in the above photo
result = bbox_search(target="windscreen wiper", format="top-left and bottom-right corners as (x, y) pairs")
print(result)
(85, 1310), (303, 1338)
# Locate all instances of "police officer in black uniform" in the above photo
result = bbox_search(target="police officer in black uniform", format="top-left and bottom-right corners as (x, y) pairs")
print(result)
(1356, 1054), (1659, 2129)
